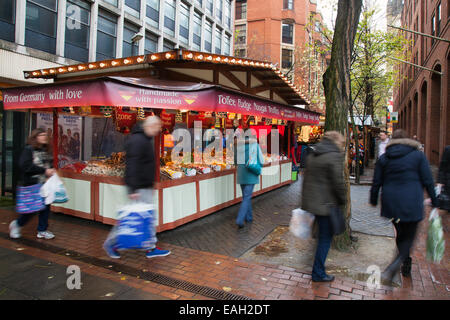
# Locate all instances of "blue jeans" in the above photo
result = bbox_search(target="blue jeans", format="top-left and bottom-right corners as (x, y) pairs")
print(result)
(236, 184), (255, 226)
(17, 205), (50, 232)
(312, 215), (333, 280)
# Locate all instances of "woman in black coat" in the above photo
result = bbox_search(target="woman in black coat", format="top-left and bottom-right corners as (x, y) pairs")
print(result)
(9, 128), (56, 240)
(370, 129), (439, 283)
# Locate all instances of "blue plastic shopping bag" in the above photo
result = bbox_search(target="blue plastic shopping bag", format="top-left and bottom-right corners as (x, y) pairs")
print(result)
(115, 203), (154, 250)
(16, 184), (45, 214)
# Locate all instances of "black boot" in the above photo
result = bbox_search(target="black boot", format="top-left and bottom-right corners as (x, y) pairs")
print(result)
(381, 256), (403, 285)
(401, 257), (412, 277)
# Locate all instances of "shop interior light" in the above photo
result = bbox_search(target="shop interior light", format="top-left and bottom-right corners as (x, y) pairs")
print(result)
(223, 57), (229, 63)
(78, 65), (86, 70)
(243, 60), (249, 65)
(49, 69), (55, 74)
(150, 54), (158, 61)
(137, 56), (145, 63)
(196, 54), (203, 60)
(230, 59), (236, 64)
(68, 67), (75, 71)
(249, 61), (254, 66)
(180, 109), (189, 113)
(123, 58), (131, 64)
(165, 53), (172, 59)
(88, 64), (96, 69)
(186, 52), (193, 59)
(237, 60), (243, 64)
(111, 60), (119, 66)
(215, 56), (221, 62)
(99, 63), (107, 68)
(32, 71), (40, 76)
(58, 68), (66, 73)
(206, 56), (213, 61)
(41, 70), (47, 75)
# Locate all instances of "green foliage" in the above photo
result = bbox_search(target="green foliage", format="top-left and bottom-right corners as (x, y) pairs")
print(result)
(350, 8), (410, 123)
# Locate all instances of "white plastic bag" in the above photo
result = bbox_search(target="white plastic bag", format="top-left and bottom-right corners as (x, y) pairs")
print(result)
(289, 208), (315, 239)
(40, 174), (69, 205)
(426, 208), (445, 263)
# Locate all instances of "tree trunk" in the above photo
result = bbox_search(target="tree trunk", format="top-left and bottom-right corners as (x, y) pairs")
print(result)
(323, 0), (362, 251)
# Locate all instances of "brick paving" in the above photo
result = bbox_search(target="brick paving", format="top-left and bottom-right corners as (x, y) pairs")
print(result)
(0, 197), (448, 300)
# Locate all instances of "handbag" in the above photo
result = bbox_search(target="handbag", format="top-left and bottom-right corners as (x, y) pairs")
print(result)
(246, 143), (262, 175)
(16, 184), (46, 214)
(329, 206), (346, 235)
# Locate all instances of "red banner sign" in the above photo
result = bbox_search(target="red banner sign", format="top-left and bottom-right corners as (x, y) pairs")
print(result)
(2, 78), (320, 125)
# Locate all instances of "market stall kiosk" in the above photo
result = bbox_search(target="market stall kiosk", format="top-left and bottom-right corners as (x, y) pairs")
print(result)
(1, 50), (320, 232)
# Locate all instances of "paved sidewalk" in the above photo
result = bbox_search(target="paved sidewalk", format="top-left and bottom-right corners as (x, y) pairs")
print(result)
(0, 200), (448, 300)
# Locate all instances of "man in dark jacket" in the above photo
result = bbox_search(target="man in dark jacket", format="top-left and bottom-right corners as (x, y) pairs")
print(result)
(104, 116), (170, 259)
(301, 131), (347, 282)
(370, 129), (439, 283)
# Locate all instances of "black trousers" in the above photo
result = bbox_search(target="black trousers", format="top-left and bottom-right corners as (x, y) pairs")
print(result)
(393, 221), (419, 262)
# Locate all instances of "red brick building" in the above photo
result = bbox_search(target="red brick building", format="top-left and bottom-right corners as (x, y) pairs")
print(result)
(234, 0), (328, 112)
(393, 0), (449, 166)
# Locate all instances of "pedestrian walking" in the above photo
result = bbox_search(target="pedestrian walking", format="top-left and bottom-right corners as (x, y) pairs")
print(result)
(103, 116), (171, 259)
(9, 128), (56, 240)
(370, 129), (439, 283)
(437, 145), (450, 212)
(301, 131), (347, 282)
(235, 132), (264, 228)
(375, 131), (390, 159)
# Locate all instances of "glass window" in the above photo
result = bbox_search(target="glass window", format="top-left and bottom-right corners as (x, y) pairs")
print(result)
(436, 3), (441, 35)
(236, 48), (245, 58)
(216, 0), (222, 22)
(96, 10), (117, 60)
(224, 0), (231, 29)
(282, 48), (293, 69)
(235, 24), (246, 44)
(193, 12), (202, 50)
(146, 0), (159, 29)
(25, 0), (58, 54)
(224, 34), (230, 56)
(164, 0), (175, 37)
(163, 40), (174, 51)
(282, 23), (293, 44)
(206, 0), (213, 16)
(125, 0), (140, 18)
(123, 23), (140, 57)
(283, 0), (293, 10)
(194, 0), (202, 8)
(65, 0), (90, 62)
(103, 0), (118, 6)
(235, 0), (246, 20)
(0, 0), (15, 42)
(145, 32), (158, 54)
(215, 28), (221, 54)
(179, 2), (189, 45)
(204, 20), (212, 52)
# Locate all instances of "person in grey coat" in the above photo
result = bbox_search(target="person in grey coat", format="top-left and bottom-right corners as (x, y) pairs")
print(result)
(301, 131), (347, 282)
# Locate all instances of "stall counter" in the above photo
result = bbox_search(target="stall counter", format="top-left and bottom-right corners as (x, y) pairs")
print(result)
(52, 160), (293, 232)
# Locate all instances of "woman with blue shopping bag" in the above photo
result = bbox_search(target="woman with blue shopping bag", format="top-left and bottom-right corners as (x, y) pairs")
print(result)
(235, 132), (264, 228)
(9, 128), (56, 240)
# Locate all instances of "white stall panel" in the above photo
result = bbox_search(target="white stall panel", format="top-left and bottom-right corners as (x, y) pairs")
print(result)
(236, 179), (261, 198)
(99, 184), (159, 226)
(199, 175), (234, 211)
(261, 165), (280, 189)
(281, 162), (292, 183)
(52, 178), (91, 214)
(163, 183), (197, 224)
